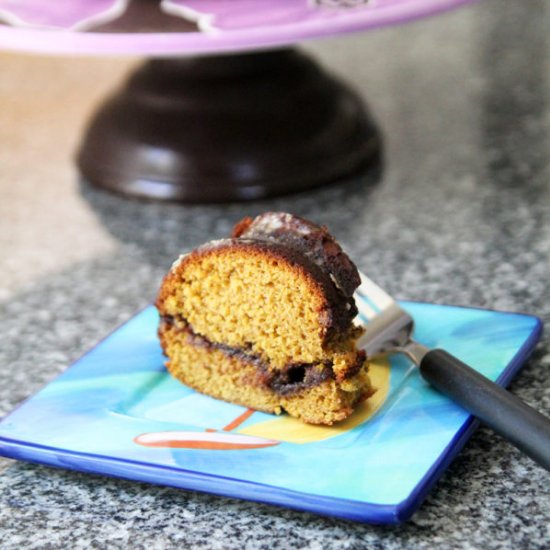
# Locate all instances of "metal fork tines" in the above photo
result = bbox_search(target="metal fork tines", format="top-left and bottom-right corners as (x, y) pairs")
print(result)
(355, 272), (429, 365)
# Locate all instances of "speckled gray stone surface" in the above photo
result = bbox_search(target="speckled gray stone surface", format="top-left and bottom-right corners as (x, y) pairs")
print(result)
(1, 0), (549, 548)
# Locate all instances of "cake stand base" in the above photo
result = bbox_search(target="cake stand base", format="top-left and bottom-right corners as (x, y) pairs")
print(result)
(77, 48), (380, 203)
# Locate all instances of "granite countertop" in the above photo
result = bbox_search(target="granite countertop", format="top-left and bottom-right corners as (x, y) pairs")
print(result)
(1, 0), (549, 547)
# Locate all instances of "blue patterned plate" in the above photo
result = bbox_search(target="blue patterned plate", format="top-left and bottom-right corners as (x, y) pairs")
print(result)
(0, 301), (542, 523)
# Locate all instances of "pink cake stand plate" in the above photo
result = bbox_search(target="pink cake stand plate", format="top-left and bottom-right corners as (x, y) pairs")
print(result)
(0, 0), (476, 202)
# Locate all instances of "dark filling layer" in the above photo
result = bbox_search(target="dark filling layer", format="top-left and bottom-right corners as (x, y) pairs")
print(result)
(161, 315), (363, 397)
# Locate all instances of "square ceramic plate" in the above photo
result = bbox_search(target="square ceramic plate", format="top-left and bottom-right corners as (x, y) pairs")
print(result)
(0, 301), (542, 524)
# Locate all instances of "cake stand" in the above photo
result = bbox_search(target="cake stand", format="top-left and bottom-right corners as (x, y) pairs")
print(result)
(0, 0), (477, 202)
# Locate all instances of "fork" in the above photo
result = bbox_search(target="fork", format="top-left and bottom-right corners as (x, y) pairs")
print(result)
(355, 270), (550, 471)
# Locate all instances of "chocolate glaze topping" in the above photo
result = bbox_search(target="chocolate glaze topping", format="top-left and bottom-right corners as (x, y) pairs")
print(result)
(232, 212), (361, 298)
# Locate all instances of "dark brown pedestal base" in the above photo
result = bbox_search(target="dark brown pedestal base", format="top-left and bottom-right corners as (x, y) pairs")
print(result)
(77, 49), (380, 203)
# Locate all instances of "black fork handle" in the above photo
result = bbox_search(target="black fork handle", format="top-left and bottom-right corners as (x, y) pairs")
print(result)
(420, 349), (550, 471)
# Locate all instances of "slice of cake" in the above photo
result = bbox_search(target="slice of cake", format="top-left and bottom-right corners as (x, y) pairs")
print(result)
(156, 212), (374, 425)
